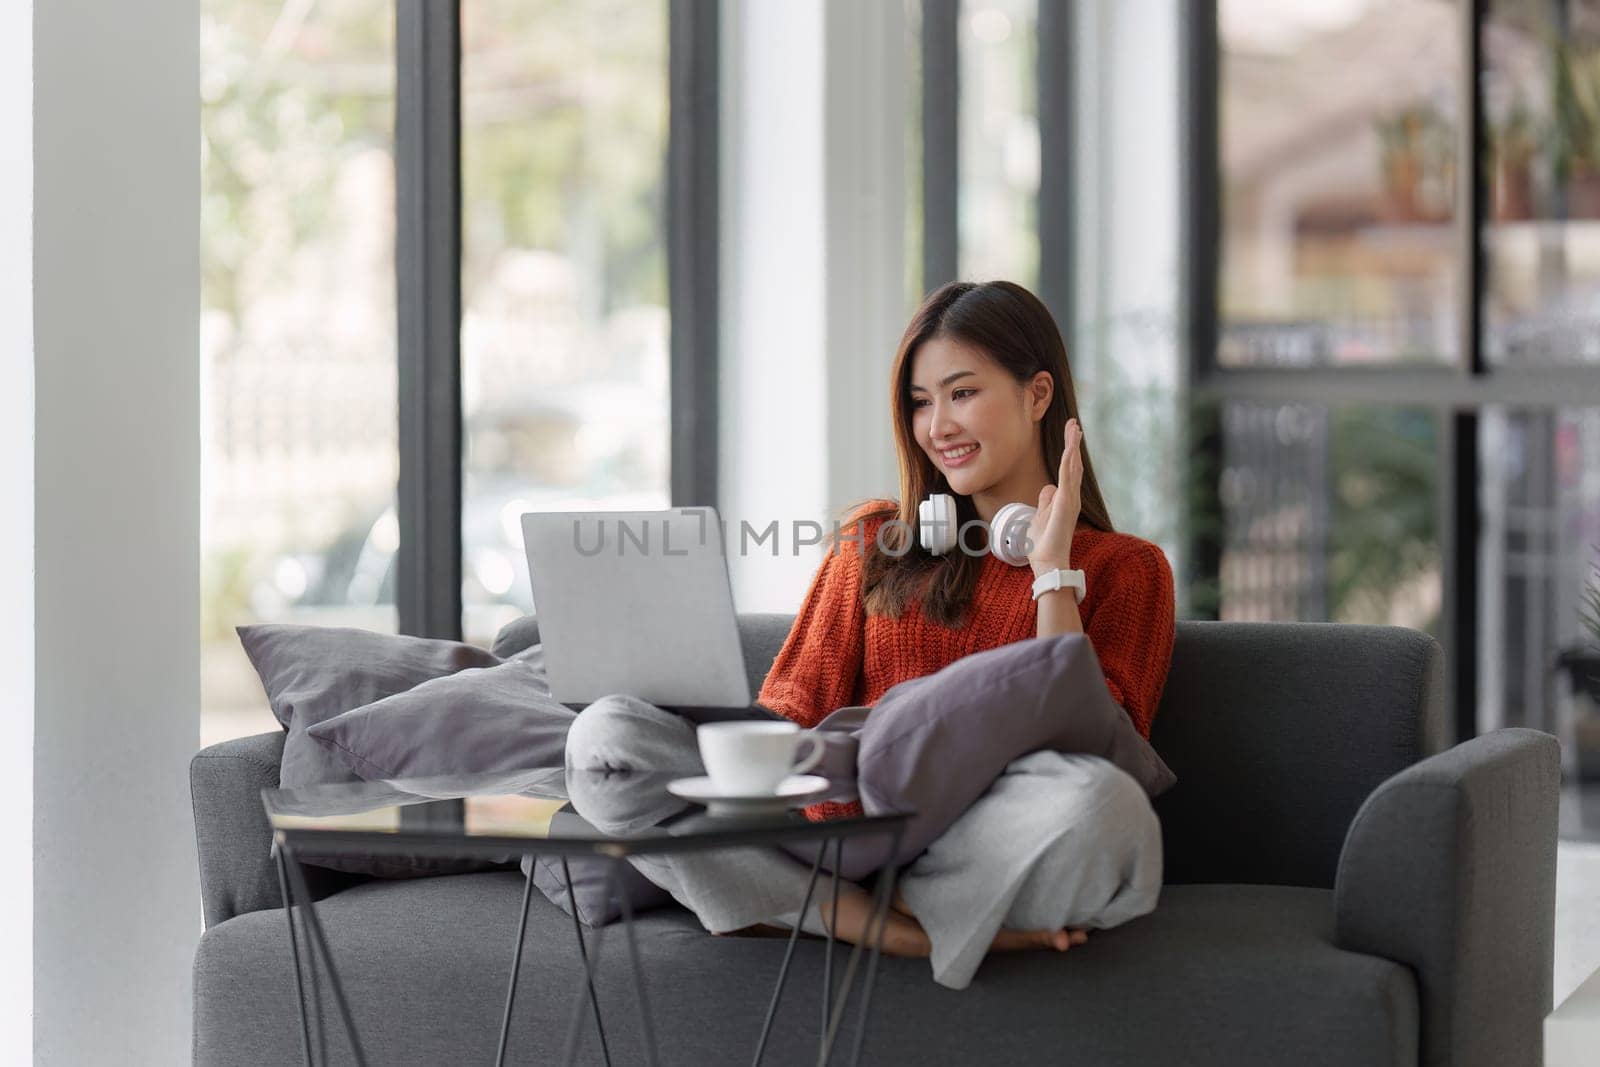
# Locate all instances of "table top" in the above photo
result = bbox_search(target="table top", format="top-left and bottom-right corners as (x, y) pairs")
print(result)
(262, 767), (909, 860)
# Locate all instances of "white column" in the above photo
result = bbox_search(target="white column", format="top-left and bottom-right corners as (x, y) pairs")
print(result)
(18, 1), (201, 1061)
(823, 0), (905, 517)
(720, 0), (906, 614)
(720, 0), (830, 612)
(0, 2), (35, 1058)
(1073, 0), (1183, 571)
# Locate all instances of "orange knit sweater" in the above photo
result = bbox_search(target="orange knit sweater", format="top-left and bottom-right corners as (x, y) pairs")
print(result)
(757, 501), (1177, 821)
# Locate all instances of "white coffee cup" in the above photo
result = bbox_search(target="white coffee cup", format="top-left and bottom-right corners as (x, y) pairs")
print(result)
(697, 722), (824, 795)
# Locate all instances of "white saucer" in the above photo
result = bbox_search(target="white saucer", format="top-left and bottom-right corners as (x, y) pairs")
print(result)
(666, 775), (831, 817)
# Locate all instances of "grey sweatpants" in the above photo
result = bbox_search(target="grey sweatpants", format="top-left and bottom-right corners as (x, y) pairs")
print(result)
(564, 694), (1163, 990)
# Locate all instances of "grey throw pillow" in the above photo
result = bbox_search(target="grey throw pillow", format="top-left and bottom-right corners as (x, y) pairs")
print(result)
(785, 634), (1176, 879)
(237, 624), (502, 791)
(307, 659), (571, 780)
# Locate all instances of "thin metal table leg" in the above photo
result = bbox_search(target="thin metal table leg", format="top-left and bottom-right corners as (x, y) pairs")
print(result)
(562, 863), (616, 1066)
(495, 859), (537, 1067)
(614, 859), (661, 1067)
(817, 831), (901, 1067)
(562, 857), (612, 1066)
(822, 837), (841, 1044)
(847, 829), (906, 1067)
(752, 844), (827, 1066)
(281, 845), (369, 1067)
(274, 843), (315, 1067)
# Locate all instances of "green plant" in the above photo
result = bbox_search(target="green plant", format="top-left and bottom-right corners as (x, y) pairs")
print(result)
(1582, 544), (1600, 647)
(1327, 408), (1441, 636)
(1491, 97), (1539, 168)
(1551, 39), (1600, 177)
(1374, 103), (1456, 219)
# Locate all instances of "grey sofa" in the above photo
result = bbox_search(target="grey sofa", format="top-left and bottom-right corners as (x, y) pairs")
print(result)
(191, 614), (1560, 1066)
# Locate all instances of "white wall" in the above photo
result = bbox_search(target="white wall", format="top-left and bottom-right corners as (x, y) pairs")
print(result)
(0, 2), (35, 1059)
(25, 1), (200, 1062)
(720, 0), (904, 614)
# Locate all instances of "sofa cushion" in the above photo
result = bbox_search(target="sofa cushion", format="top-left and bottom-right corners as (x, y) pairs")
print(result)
(194, 876), (1416, 1067)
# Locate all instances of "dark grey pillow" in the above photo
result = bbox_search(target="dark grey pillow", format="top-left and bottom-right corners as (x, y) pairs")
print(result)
(238, 623), (502, 791)
(785, 634), (1176, 879)
(307, 659), (571, 780)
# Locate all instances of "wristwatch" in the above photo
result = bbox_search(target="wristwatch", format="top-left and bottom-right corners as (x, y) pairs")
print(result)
(1031, 568), (1086, 605)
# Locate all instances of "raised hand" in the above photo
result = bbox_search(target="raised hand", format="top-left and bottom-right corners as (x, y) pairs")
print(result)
(1026, 417), (1083, 577)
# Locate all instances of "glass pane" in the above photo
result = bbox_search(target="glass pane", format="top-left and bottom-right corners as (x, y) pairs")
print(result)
(460, 1), (672, 649)
(1218, 1), (1459, 366)
(201, 0), (398, 747)
(1218, 402), (1441, 633)
(958, 0), (1039, 286)
(1484, 0), (1600, 364)
(1481, 409), (1600, 781)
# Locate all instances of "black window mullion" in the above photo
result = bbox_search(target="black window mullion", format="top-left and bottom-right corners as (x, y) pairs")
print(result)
(668, 0), (720, 509)
(1182, 0), (1223, 619)
(922, 0), (959, 290)
(1036, 0), (1074, 339)
(1443, 0), (1488, 742)
(394, 0), (463, 641)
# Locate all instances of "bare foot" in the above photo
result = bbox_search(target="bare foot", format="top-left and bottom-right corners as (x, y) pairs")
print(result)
(894, 887), (1089, 954)
(990, 926), (1089, 953)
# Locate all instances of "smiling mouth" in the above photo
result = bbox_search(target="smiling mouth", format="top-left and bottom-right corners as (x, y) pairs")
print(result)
(939, 443), (980, 467)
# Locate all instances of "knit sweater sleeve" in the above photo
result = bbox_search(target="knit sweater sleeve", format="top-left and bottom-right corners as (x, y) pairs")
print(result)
(1087, 540), (1177, 739)
(755, 535), (868, 729)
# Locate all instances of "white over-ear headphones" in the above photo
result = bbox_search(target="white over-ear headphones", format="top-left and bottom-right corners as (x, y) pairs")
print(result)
(917, 494), (1036, 567)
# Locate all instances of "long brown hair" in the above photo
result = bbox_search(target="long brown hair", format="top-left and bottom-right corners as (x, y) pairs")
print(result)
(830, 281), (1115, 627)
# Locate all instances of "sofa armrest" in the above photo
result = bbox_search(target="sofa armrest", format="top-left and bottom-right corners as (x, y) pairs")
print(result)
(1333, 727), (1559, 1067)
(190, 731), (364, 928)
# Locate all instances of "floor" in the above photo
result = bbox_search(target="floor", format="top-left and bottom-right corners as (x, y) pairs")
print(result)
(1557, 839), (1600, 1006)
(1558, 784), (1600, 1006)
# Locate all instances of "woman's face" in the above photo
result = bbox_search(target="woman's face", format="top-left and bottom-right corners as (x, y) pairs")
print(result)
(908, 336), (1047, 497)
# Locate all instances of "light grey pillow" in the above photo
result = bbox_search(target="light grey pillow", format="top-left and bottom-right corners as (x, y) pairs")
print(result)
(237, 624), (502, 791)
(307, 659), (571, 780)
(784, 634), (1176, 879)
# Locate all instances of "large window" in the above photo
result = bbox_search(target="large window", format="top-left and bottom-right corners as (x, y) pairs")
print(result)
(200, 0), (397, 745)
(1219, 0), (1460, 367)
(1197, 0), (1600, 770)
(458, 0), (672, 648)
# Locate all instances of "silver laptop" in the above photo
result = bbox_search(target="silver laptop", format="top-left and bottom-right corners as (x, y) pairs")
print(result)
(520, 506), (785, 724)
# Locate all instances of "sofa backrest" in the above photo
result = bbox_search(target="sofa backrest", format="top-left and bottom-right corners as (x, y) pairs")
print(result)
(1150, 620), (1446, 888)
(493, 612), (1448, 890)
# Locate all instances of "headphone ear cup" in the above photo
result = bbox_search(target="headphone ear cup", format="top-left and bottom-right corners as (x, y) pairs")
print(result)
(918, 493), (957, 556)
(990, 502), (1037, 567)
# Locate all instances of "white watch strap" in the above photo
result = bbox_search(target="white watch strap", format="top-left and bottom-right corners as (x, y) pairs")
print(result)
(1031, 568), (1086, 605)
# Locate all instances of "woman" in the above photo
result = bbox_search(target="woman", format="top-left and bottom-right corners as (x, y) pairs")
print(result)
(566, 280), (1176, 990)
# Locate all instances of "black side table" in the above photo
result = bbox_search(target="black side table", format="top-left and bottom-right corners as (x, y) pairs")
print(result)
(263, 768), (909, 1067)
